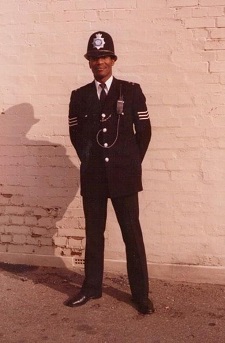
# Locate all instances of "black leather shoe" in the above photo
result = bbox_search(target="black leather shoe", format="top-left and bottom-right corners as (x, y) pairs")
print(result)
(64, 292), (101, 307)
(132, 298), (155, 315)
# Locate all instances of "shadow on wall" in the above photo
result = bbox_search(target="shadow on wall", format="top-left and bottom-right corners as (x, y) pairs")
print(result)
(0, 103), (82, 263)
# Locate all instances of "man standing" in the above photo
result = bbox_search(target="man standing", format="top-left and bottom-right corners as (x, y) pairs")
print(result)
(66, 31), (154, 315)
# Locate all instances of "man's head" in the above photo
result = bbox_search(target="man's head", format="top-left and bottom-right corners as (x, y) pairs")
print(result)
(85, 31), (117, 83)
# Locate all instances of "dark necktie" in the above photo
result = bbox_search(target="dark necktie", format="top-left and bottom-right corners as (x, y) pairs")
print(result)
(99, 83), (107, 105)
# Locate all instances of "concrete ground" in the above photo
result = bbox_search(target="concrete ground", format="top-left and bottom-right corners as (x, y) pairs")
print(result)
(0, 263), (224, 343)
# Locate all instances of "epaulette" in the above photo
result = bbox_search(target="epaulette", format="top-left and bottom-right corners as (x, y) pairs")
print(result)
(119, 80), (139, 87)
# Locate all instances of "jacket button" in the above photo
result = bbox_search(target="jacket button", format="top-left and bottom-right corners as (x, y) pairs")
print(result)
(103, 128), (107, 132)
(104, 143), (108, 147)
(105, 157), (109, 162)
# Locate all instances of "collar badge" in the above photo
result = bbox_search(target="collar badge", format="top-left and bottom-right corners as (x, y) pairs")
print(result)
(92, 33), (105, 50)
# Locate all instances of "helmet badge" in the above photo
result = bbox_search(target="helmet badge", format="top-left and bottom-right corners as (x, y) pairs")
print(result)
(92, 33), (105, 50)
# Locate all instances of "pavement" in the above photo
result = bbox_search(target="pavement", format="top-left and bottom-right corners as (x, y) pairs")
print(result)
(0, 262), (225, 343)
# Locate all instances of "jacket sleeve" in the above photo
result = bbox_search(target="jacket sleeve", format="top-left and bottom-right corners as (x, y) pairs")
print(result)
(68, 90), (82, 161)
(132, 83), (151, 162)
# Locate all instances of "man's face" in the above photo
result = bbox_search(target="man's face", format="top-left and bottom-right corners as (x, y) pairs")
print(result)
(89, 56), (115, 83)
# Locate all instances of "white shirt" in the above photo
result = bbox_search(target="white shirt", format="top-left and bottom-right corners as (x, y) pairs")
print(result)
(95, 76), (113, 99)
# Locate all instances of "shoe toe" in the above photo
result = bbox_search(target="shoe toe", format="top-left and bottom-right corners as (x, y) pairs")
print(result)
(64, 292), (101, 308)
(134, 298), (155, 315)
(64, 293), (88, 307)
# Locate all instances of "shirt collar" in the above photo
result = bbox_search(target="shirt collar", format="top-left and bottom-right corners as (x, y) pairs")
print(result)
(95, 75), (113, 95)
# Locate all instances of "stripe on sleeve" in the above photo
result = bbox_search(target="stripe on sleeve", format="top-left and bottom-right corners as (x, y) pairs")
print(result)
(68, 117), (78, 127)
(138, 111), (149, 120)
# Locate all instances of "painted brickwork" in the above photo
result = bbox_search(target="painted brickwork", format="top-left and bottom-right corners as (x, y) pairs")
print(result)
(0, 0), (225, 281)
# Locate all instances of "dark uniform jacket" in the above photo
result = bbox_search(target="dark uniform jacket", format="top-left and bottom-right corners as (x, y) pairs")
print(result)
(69, 77), (151, 198)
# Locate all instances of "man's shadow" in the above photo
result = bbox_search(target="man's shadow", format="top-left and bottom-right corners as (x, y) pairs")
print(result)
(0, 103), (131, 306)
(1, 103), (80, 260)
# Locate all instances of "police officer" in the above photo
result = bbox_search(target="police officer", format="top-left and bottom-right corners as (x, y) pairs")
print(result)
(65, 31), (154, 314)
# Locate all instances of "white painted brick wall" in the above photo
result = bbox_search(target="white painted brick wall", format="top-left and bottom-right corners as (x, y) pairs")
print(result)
(0, 0), (225, 281)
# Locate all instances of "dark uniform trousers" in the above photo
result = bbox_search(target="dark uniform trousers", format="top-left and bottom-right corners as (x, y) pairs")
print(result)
(82, 193), (149, 301)
(69, 77), (151, 303)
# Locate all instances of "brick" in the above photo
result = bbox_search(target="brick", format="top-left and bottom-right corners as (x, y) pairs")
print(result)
(5, 206), (26, 215)
(208, 6), (225, 16)
(137, 0), (167, 8)
(217, 51), (225, 60)
(68, 238), (83, 249)
(174, 7), (192, 19)
(58, 228), (85, 237)
(77, 218), (85, 229)
(10, 216), (24, 225)
(220, 74), (225, 83)
(167, 159), (200, 171)
(18, 1), (48, 12)
(185, 18), (216, 28)
(218, 138), (225, 148)
(75, 0), (106, 10)
(201, 50), (217, 62)
(39, 237), (53, 246)
(205, 40), (225, 50)
(10, 196), (24, 206)
(171, 171), (202, 181)
(202, 165), (224, 182)
(192, 7), (208, 17)
(151, 160), (167, 170)
(175, 127), (205, 138)
(217, 17), (225, 27)
(39, 12), (54, 23)
(199, 0), (225, 5)
(0, 215), (10, 225)
(168, 0), (198, 6)
(0, 225), (6, 233)
(31, 227), (49, 236)
(5, 225), (31, 235)
(212, 115), (225, 126)
(0, 156), (23, 166)
(106, 0), (136, 9)
(34, 246), (55, 255)
(193, 6), (224, 17)
(13, 235), (26, 244)
(53, 11), (84, 22)
(210, 28), (225, 39)
(84, 10), (98, 21)
(24, 216), (38, 226)
(147, 171), (171, 181)
(26, 236), (40, 246)
(37, 217), (54, 228)
(162, 93), (194, 106)
(0, 244), (7, 253)
(1, 234), (12, 243)
(53, 236), (67, 247)
(33, 208), (49, 217)
(152, 114), (181, 128)
(210, 61), (225, 72)
(8, 244), (36, 254)
(98, 10), (114, 20)
(0, 196), (10, 206)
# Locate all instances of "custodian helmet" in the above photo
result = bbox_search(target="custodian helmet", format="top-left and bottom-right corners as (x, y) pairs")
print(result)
(84, 31), (117, 60)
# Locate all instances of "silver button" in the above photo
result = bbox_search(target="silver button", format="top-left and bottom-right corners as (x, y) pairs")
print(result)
(101, 113), (106, 118)
(105, 157), (109, 162)
(103, 128), (107, 132)
(104, 143), (108, 147)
